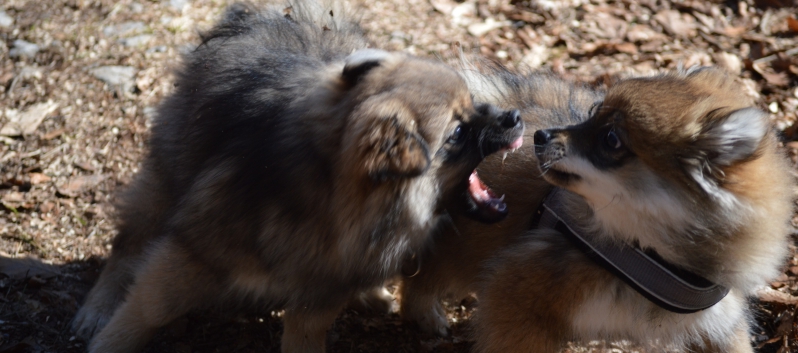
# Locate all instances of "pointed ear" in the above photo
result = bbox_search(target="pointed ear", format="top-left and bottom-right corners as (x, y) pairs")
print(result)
(364, 116), (430, 181)
(696, 107), (769, 167)
(342, 49), (391, 85)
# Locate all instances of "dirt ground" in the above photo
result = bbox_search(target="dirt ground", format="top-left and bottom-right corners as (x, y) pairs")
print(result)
(1, 0), (797, 352)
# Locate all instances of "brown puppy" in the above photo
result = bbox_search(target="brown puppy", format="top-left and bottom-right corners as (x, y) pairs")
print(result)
(405, 62), (793, 352)
(70, 2), (524, 353)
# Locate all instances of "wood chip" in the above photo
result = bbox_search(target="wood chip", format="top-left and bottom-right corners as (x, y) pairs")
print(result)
(29, 173), (51, 185)
(758, 287), (798, 305)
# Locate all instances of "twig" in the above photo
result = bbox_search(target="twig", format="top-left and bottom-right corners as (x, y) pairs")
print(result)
(754, 47), (798, 65)
(757, 287), (798, 305)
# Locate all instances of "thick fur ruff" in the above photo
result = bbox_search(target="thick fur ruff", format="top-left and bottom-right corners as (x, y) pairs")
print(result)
(71, 3), (524, 353)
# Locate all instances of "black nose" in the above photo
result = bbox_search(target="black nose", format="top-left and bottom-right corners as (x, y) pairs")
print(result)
(500, 109), (521, 128)
(534, 129), (552, 146)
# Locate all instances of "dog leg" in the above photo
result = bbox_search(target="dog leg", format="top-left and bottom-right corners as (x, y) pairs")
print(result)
(74, 166), (169, 339)
(398, 286), (450, 336)
(89, 239), (217, 353)
(724, 324), (756, 353)
(281, 305), (343, 353)
(72, 253), (140, 340)
(472, 301), (564, 353)
(690, 321), (754, 353)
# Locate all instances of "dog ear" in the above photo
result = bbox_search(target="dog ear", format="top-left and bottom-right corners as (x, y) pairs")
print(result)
(221, 3), (257, 24)
(363, 116), (430, 180)
(343, 49), (391, 85)
(697, 107), (769, 167)
(685, 108), (769, 197)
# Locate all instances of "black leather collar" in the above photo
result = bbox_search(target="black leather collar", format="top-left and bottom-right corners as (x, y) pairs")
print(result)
(533, 187), (730, 314)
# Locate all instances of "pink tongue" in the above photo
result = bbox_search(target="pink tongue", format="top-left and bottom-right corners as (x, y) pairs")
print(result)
(509, 136), (523, 150)
(468, 171), (492, 202)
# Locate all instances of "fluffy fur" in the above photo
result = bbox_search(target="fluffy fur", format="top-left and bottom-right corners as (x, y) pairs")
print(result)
(71, 3), (524, 353)
(399, 60), (603, 336)
(401, 62), (793, 353)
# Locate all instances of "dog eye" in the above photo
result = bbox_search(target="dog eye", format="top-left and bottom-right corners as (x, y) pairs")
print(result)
(605, 130), (622, 150)
(447, 125), (466, 144)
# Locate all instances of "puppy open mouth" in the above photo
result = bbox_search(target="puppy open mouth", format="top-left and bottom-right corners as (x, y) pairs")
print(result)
(465, 136), (523, 223)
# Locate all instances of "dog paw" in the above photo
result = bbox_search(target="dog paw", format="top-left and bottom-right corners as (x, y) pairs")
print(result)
(401, 298), (450, 336)
(72, 302), (114, 340)
(348, 286), (397, 314)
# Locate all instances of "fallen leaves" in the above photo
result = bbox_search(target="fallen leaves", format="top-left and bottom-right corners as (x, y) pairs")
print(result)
(0, 101), (59, 137)
(654, 10), (698, 37)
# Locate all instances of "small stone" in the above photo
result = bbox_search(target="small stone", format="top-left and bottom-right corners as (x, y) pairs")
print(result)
(129, 2), (144, 13)
(89, 66), (137, 93)
(118, 34), (153, 47)
(769, 102), (779, 113)
(0, 11), (13, 28)
(102, 21), (146, 37)
(467, 18), (511, 37)
(169, 0), (190, 11)
(8, 40), (40, 59)
(714, 52), (742, 75)
(146, 45), (168, 53)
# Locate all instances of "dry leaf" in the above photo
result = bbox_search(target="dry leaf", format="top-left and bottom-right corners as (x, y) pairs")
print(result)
(41, 128), (65, 140)
(2, 191), (25, 204)
(753, 62), (792, 87)
(626, 24), (666, 42)
(0, 101), (59, 136)
(788, 16), (798, 32)
(776, 311), (794, 340)
(654, 10), (697, 37)
(614, 43), (638, 55)
(429, 0), (455, 15)
(715, 52), (743, 75)
(719, 26), (747, 37)
(39, 200), (55, 214)
(467, 18), (511, 37)
(761, 70), (791, 86)
(74, 161), (96, 172)
(29, 173), (51, 184)
(56, 174), (106, 198)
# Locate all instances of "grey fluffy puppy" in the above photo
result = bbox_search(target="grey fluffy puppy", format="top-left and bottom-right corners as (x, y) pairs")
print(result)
(72, 2), (524, 353)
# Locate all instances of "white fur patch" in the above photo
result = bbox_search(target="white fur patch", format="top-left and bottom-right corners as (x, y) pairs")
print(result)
(703, 108), (768, 167)
(459, 68), (509, 104)
(554, 157), (692, 260)
(344, 49), (392, 69)
(684, 107), (768, 210)
(572, 285), (746, 350)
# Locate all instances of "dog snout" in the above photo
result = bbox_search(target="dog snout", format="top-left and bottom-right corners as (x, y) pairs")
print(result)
(534, 129), (553, 146)
(499, 110), (521, 129)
